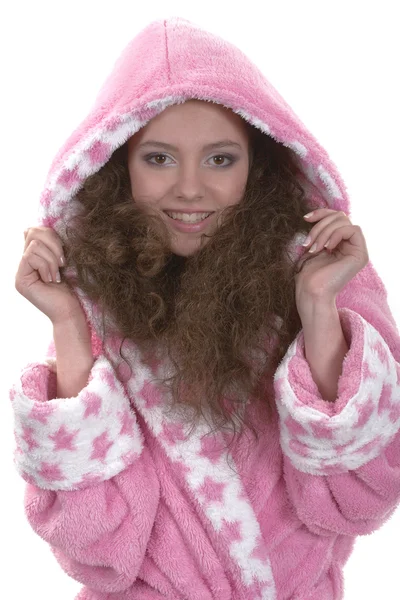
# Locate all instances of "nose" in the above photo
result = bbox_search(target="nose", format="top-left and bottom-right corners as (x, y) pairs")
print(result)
(173, 162), (206, 202)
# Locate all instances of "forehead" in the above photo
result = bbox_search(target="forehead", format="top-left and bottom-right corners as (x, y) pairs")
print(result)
(129, 100), (250, 150)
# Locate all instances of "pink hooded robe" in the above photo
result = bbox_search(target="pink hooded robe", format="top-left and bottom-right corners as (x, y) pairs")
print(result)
(9, 16), (400, 600)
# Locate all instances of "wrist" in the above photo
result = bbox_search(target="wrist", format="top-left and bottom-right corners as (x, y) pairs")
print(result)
(297, 294), (337, 323)
(52, 314), (92, 346)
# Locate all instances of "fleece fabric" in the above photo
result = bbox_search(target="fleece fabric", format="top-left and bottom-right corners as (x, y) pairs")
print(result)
(9, 16), (400, 600)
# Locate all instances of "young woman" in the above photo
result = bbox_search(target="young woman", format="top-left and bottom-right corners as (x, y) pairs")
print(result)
(11, 16), (400, 600)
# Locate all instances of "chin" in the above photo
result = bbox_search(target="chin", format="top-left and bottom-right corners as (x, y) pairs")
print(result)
(171, 247), (199, 258)
(170, 237), (206, 257)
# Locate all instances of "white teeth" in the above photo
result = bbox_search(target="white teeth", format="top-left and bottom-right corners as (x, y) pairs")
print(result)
(165, 211), (212, 223)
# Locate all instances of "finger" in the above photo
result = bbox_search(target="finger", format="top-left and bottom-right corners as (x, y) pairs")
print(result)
(24, 239), (61, 283)
(16, 252), (54, 290)
(23, 227), (65, 267)
(303, 212), (350, 249)
(304, 208), (349, 221)
(323, 224), (367, 252)
(309, 224), (359, 254)
(295, 252), (315, 274)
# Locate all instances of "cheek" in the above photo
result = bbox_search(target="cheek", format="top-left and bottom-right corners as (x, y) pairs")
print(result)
(129, 162), (154, 193)
(218, 178), (247, 207)
(130, 174), (163, 206)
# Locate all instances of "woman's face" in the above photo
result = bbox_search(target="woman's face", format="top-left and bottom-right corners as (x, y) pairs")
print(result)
(127, 99), (251, 256)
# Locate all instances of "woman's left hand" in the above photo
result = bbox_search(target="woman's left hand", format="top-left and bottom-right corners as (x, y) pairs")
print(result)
(295, 208), (369, 311)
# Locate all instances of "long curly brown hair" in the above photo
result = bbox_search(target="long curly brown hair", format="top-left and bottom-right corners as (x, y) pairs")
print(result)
(60, 118), (319, 448)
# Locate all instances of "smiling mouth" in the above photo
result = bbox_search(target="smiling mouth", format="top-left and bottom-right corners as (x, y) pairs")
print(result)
(163, 211), (215, 233)
(163, 211), (214, 223)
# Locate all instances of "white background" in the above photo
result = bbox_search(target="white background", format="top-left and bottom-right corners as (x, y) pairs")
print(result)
(1, 1), (399, 598)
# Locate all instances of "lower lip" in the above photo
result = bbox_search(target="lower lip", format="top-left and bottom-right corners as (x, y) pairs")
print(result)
(164, 212), (215, 233)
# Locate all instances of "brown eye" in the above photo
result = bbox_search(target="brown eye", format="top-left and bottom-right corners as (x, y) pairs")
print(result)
(153, 154), (167, 164)
(145, 153), (170, 166)
(211, 154), (236, 167)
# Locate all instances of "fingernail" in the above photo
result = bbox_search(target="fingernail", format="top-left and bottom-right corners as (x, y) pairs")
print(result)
(304, 212), (314, 219)
(56, 271), (61, 283)
(309, 242), (318, 253)
(302, 235), (312, 247)
(60, 256), (65, 266)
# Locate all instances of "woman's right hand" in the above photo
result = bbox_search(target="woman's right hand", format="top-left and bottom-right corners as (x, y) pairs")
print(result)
(15, 226), (86, 325)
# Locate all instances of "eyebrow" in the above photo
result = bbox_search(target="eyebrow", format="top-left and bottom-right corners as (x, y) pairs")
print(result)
(137, 139), (243, 151)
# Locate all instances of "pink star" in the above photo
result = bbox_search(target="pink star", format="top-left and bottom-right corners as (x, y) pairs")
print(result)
(284, 415), (308, 438)
(57, 165), (81, 190)
(82, 392), (102, 418)
(139, 381), (163, 409)
(91, 431), (114, 461)
(29, 402), (56, 425)
(21, 425), (39, 451)
(362, 359), (375, 380)
(354, 396), (375, 428)
(199, 433), (226, 464)
(160, 422), (187, 445)
(99, 368), (118, 393)
(220, 519), (242, 545)
(288, 438), (310, 458)
(49, 424), (79, 451)
(40, 188), (53, 209)
(120, 409), (135, 438)
(172, 460), (192, 479)
(198, 476), (226, 504)
(39, 462), (65, 482)
(86, 140), (111, 166)
(373, 340), (390, 372)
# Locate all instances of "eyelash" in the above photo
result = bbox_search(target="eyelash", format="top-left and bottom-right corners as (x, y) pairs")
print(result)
(144, 153), (237, 168)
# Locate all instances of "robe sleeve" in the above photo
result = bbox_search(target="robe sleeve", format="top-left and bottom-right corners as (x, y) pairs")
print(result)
(9, 345), (160, 593)
(273, 260), (400, 536)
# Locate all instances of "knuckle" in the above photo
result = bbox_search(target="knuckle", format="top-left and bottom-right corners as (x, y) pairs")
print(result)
(29, 239), (41, 250)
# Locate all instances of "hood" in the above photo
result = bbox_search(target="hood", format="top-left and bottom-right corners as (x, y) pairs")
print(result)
(37, 16), (351, 343)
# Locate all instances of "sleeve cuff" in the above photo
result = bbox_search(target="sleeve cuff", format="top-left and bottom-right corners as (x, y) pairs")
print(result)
(9, 355), (143, 490)
(273, 307), (400, 475)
